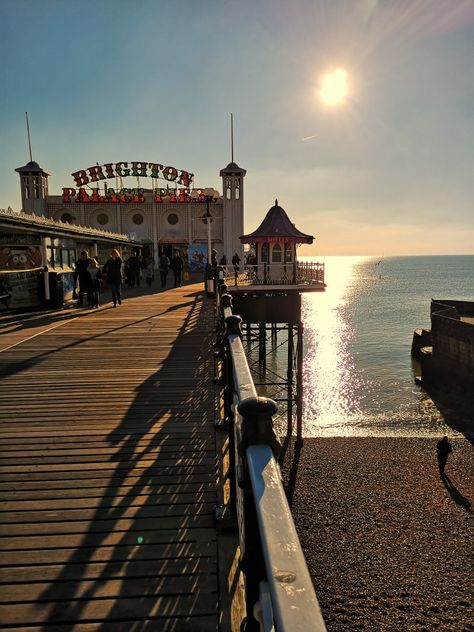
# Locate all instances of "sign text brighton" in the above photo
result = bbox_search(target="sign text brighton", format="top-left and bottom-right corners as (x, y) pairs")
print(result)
(71, 161), (193, 188)
(63, 161), (201, 204)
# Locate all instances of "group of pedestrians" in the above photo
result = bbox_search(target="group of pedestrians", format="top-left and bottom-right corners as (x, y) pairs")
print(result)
(73, 248), (187, 308)
(73, 249), (123, 308)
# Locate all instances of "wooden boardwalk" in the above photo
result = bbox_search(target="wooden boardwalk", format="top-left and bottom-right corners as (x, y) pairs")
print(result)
(0, 284), (221, 631)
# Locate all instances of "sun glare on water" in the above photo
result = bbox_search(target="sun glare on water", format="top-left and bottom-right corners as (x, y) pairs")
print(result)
(319, 68), (349, 106)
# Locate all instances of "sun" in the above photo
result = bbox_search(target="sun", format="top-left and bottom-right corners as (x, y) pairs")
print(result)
(319, 68), (349, 106)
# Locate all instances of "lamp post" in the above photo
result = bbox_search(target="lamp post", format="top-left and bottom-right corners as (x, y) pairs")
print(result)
(191, 187), (219, 295)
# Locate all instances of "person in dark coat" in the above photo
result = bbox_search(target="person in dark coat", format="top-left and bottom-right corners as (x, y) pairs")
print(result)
(126, 253), (141, 288)
(170, 251), (184, 288)
(103, 249), (123, 307)
(73, 250), (92, 307)
(437, 436), (452, 476)
(159, 253), (170, 288)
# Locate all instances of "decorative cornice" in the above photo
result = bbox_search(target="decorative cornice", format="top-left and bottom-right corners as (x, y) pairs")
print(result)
(0, 208), (138, 243)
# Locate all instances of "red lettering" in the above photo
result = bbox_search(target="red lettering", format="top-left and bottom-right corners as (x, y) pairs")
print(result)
(87, 165), (106, 182)
(118, 188), (132, 203)
(77, 188), (92, 202)
(154, 188), (167, 202)
(178, 188), (191, 203)
(62, 188), (76, 203)
(177, 170), (193, 187)
(105, 187), (119, 203)
(71, 170), (89, 187)
(163, 166), (178, 181)
(132, 188), (146, 203)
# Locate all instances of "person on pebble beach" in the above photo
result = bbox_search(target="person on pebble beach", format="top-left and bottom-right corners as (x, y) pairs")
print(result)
(436, 436), (452, 476)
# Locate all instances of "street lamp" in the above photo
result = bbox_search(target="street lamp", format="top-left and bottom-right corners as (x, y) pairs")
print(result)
(191, 187), (220, 295)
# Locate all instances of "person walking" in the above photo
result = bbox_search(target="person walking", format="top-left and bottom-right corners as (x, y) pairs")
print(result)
(170, 250), (184, 288)
(73, 250), (92, 307)
(159, 252), (170, 288)
(437, 436), (452, 476)
(126, 252), (141, 288)
(144, 259), (154, 288)
(103, 249), (123, 307)
(231, 252), (241, 271)
(87, 258), (102, 308)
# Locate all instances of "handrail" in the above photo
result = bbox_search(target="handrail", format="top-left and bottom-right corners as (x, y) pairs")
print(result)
(216, 281), (327, 631)
(221, 261), (325, 287)
(247, 445), (326, 632)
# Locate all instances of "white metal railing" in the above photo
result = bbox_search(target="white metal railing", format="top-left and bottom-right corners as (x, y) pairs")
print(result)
(216, 290), (327, 631)
(221, 262), (325, 288)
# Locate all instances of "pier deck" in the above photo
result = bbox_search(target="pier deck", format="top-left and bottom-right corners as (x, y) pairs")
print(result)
(0, 284), (220, 631)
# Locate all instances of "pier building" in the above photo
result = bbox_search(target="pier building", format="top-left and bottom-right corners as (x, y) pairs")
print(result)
(14, 158), (246, 266)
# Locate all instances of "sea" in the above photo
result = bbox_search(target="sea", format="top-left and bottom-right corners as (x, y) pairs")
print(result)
(294, 255), (473, 438)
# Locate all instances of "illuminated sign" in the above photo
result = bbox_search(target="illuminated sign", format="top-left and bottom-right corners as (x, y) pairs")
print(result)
(62, 187), (209, 204)
(63, 161), (207, 204)
(71, 161), (193, 188)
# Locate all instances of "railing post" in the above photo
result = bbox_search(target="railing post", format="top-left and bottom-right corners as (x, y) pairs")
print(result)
(223, 310), (242, 519)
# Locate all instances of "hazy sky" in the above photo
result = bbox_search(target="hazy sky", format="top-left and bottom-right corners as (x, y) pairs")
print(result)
(1, 0), (473, 255)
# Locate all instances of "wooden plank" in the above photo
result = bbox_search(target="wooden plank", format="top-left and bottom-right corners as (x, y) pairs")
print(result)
(0, 284), (220, 630)
(0, 515), (215, 537)
(0, 558), (216, 583)
(0, 594), (219, 626)
(0, 575), (218, 603)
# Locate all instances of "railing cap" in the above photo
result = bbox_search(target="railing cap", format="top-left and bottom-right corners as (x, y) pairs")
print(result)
(225, 313), (242, 336)
(238, 395), (278, 418)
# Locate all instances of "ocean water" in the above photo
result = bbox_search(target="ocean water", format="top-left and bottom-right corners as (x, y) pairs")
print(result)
(300, 255), (474, 437)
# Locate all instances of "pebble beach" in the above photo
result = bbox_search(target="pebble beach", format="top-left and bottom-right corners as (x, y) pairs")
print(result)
(283, 437), (473, 631)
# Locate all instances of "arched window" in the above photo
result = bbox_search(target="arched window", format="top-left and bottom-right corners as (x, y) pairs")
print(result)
(132, 213), (144, 225)
(285, 244), (293, 262)
(61, 212), (73, 224)
(261, 243), (269, 263)
(167, 213), (179, 225)
(97, 213), (109, 225)
(272, 243), (282, 263)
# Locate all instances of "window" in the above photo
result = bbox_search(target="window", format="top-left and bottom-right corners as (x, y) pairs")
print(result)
(285, 245), (293, 262)
(97, 213), (109, 225)
(261, 243), (269, 263)
(54, 247), (62, 268)
(132, 213), (144, 225)
(272, 244), (282, 263)
(61, 212), (73, 224)
(167, 213), (179, 225)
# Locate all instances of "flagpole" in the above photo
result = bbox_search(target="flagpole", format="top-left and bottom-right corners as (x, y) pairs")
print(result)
(25, 112), (33, 161)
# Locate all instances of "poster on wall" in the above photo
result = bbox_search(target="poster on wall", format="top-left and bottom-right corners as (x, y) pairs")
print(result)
(188, 244), (208, 272)
(0, 245), (43, 270)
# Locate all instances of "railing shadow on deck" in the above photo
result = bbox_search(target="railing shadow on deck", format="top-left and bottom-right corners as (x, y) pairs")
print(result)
(33, 288), (221, 630)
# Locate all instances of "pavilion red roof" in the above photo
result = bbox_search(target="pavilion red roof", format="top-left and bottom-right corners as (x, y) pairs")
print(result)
(240, 200), (314, 244)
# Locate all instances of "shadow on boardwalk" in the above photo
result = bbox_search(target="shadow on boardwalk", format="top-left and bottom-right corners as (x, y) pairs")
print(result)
(31, 289), (219, 630)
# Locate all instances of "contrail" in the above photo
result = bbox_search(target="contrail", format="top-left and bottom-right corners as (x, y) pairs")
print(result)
(302, 135), (317, 141)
